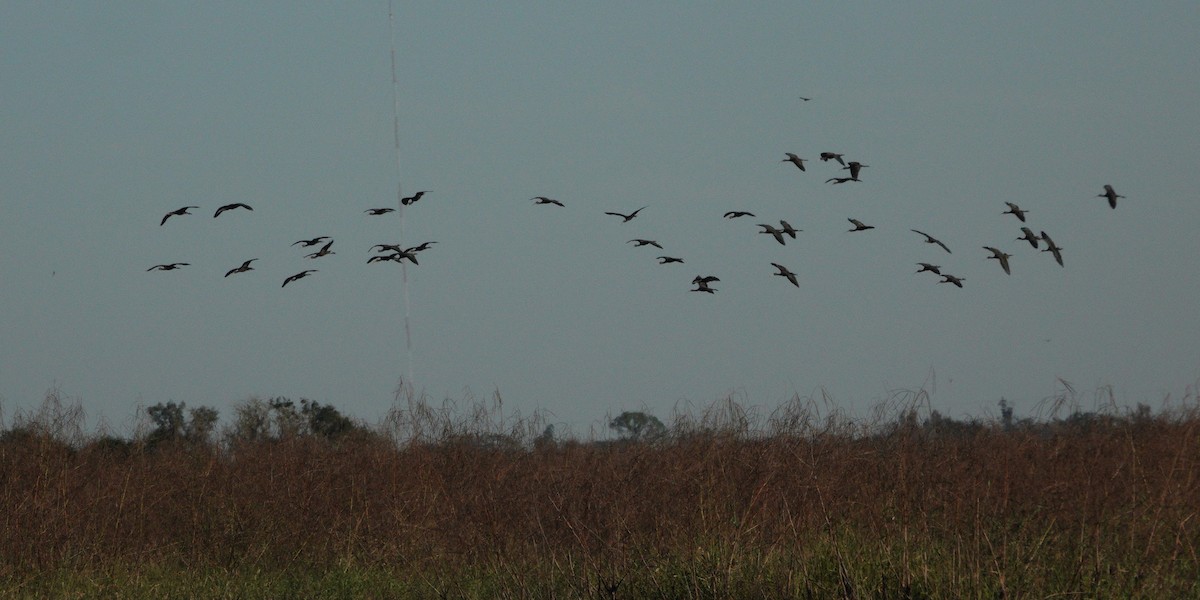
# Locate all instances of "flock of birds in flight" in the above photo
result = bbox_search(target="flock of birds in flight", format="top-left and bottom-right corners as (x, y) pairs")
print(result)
(148, 193), (437, 286)
(147, 97), (1128, 294)
(526, 146), (1119, 294)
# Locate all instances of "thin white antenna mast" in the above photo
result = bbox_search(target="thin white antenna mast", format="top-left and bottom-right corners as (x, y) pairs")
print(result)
(388, 0), (414, 389)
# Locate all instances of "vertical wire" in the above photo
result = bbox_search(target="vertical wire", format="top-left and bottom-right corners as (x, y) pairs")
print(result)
(388, 0), (414, 389)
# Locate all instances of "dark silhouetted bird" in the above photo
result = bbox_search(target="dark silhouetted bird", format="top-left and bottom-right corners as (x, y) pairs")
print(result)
(657, 256), (684, 264)
(1040, 231), (1064, 267)
(825, 177), (859, 185)
(1003, 202), (1028, 222)
(160, 206), (198, 226)
(1098, 185), (1124, 209)
(406, 241), (437, 252)
(147, 263), (189, 271)
(224, 259), (257, 277)
(724, 211), (755, 219)
(771, 263), (799, 287)
(758, 223), (788, 245)
(305, 240), (335, 259)
(939, 274), (965, 288)
(984, 246), (1013, 275)
(843, 161), (868, 180)
(369, 251), (418, 265)
(401, 191), (430, 206)
(1017, 227), (1040, 249)
(911, 229), (951, 253)
(293, 236), (330, 247)
(282, 269), (317, 287)
(213, 203), (253, 218)
(782, 153), (808, 171)
(365, 208), (395, 215)
(848, 218), (875, 232)
(779, 220), (800, 239)
(628, 239), (663, 249)
(605, 207), (647, 222)
(819, 152), (846, 166)
(916, 263), (942, 275)
(533, 196), (564, 207)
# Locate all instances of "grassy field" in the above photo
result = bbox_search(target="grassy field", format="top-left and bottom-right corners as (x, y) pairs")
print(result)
(1, 387), (1198, 598)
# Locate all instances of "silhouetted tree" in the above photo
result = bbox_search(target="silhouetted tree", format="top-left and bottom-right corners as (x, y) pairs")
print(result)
(301, 398), (354, 439)
(145, 402), (219, 448)
(609, 411), (666, 441)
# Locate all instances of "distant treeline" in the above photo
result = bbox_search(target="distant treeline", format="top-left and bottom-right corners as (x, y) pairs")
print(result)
(2, 386), (1197, 597)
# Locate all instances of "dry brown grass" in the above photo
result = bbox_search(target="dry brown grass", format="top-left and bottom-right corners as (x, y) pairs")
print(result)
(1, 385), (1198, 597)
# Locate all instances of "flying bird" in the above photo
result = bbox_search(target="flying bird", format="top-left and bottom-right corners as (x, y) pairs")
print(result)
(819, 152), (846, 166)
(782, 153), (808, 171)
(779, 220), (800, 239)
(213, 203), (253, 218)
(293, 236), (330, 247)
(1098, 185), (1124, 209)
(758, 223), (788, 245)
(983, 246), (1013, 275)
(1002, 202), (1029, 222)
(691, 281), (717, 294)
(401, 191), (431, 206)
(1040, 231), (1064, 267)
(282, 269), (317, 287)
(939, 274), (966, 288)
(692, 275), (720, 285)
(147, 263), (189, 271)
(798, 96), (811, 101)
(533, 196), (564, 207)
(368, 251), (418, 265)
(406, 241), (437, 253)
(916, 263), (942, 275)
(724, 211), (755, 219)
(911, 229), (951, 253)
(1017, 227), (1040, 249)
(842, 161), (869, 180)
(771, 263), (799, 288)
(605, 207), (647, 222)
(160, 206), (198, 226)
(305, 240), (335, 259)
(224, 259), (257, 277)
(825, 177), (860, 185)
(657, 256), (684, 264)
(848, 218), (875, 232)
(365, 208), (395, 215)
(628, 239), (663, 249)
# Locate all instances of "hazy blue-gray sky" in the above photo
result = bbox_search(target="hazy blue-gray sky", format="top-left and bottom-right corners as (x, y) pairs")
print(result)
(3, 3), (1198, 435)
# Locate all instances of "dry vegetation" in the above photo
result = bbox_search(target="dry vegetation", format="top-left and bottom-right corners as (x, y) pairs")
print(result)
(1, 384), (1198, 598)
